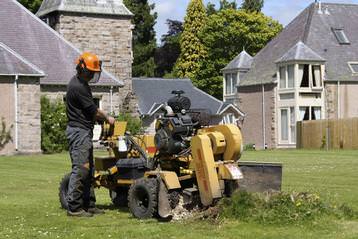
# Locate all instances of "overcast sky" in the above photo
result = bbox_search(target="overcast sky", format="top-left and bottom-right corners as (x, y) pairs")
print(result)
(148, 0), (358, 44)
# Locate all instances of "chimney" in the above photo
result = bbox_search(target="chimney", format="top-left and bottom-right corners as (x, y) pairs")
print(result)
(324, 7), (330, 15)
(318, 0), (323, 14)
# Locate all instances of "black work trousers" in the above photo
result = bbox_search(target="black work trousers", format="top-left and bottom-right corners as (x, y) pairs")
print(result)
(66, 126), (96, 212)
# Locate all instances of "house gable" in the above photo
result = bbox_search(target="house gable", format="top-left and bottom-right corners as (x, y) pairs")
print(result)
(0, 42), (44, 76)
(239, 3), (314, 87)
(132, 78), (243, 118)
(223, 50), (253, 72)
(276, 41), (325, 63)
(305, 3), (358, 82)
(0, 0), (122, 87)
(240, 2), (358, 87)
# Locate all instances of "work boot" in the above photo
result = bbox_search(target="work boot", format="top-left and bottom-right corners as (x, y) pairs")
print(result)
(87, 207), (105, 215)
(67, 209), (93, 217)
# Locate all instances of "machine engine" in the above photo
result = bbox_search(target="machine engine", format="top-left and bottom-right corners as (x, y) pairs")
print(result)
(154, 91), (198, 155)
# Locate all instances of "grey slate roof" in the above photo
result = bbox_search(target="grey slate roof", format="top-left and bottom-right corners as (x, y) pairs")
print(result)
(132, 78), (244, 116)
(240, 2), (358, 86)
(0, 0), (123, 86)
(0, 42), (44, 76)
(37, 0), (133, 18)
(222, 50), (253, 71)
(275, 41), (325, 63)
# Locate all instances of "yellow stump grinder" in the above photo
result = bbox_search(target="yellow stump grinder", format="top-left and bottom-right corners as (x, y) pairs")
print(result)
(59, 91), (282, 220)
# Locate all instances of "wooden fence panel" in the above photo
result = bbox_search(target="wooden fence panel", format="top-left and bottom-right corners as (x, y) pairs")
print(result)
(297, 117), (358, 150)
(352, 118), (358, 149)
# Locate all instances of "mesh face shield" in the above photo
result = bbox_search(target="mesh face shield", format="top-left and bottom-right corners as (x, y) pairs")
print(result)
(89, 71), (102, 84)
(77, 59), (102, 84)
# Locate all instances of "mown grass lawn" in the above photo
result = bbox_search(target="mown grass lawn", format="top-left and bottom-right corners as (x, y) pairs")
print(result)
(0, 150), (358, 239)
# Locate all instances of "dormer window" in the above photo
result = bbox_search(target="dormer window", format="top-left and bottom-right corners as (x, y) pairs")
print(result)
(279, 65), (294, 89)
(332, 28), (350, 45)
(279, 66), (286, 88)
(298, 64), (322, 88)
(225, 73), (237, 95)
(312, 65), (322, 87)
(348, 62), (358, 74)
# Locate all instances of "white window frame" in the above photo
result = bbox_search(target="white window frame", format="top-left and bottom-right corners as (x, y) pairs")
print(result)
(279, 64), (295, 90)
(299, 106), (322, 121)
(222, 113), (237, 125)
(332, 28), (350, 45)
(298, 64), (323, 89)
(279, 107), (296, 144)
(287, 64), (295, 88)
(279, 66), (286, 89)
(311, 65), (323, 89)
(93, 96), (102, 110)
(224, 73), (238, 96)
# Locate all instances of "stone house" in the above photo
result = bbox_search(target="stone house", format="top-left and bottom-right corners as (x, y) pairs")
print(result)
(0, 42), (44, 155)
(0, 0), (242, 155)
(132, 78), (245, 134)
(36, 0), (134, 110)
(223, 2), (358, 149)
(0, 0), (126, 155)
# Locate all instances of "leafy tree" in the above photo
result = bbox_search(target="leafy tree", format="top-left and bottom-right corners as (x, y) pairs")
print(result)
(207, 0), (237, 15)
(124, 0), (157, 77)
(195, 9), (282, 99)
(206, 2), (217, 15)
(0, 118), (12, 151)
(41, 96), (68, 154)
(18, 0), (42, 13)
(155, 20), (183, 77)
(117, 113), (142, 135)
(241, 0), (264, 12)
(219, 0), (237, 10)
(174, 0), (207, 80)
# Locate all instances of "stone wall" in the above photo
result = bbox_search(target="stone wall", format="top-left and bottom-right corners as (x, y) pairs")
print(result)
(325, 82), (338, 119)
(325, 81), (358, 119)
(0, 76), (41, 155)
(238, 84), (276, 149)
(17, 77), (41, 153)
(41, 85), (123, 115)
(0, 76), (15, 155)
(53, 12), (133, 106)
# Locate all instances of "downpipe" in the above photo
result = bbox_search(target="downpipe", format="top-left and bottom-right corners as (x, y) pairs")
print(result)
(14, 75), (18, 151)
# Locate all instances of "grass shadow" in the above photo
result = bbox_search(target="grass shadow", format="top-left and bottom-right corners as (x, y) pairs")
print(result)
(96, 204), (130, 213)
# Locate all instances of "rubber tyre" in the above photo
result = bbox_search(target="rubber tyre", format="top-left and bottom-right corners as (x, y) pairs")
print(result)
(59, 173), (71, 210)
(128, 178), (158, 219)
(110, 187), (129, 207)
(168, 190), (180, 209)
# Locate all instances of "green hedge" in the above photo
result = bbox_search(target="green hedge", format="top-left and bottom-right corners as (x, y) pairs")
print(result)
(40, 96), (143, 153)
(117, 113), (142, 135)
(0, 117), (12, 151)
(41, 96), (68, 154)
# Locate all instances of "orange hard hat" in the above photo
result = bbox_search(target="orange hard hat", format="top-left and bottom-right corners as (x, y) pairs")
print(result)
(76, 52), (102, 72)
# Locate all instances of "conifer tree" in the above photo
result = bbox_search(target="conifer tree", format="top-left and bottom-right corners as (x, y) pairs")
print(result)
(175, 0), (207, 80)
(18, 0), (42, 13)
(241, 0), (264, 12)
(124, 0), (157, 77)
(155, 20), (183, 77)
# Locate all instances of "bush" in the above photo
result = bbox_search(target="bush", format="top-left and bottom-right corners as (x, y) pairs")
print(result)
(244, 143), (256, 151)
(41, 96), (68, 154)
(117, 113), (143, 135)
(219, 191), (357, 225)
(0, 117), (12, 151)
